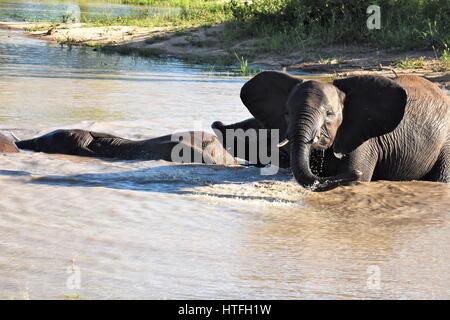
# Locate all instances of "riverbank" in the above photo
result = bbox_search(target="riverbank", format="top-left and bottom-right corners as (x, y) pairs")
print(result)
(1, 21), (449, 89)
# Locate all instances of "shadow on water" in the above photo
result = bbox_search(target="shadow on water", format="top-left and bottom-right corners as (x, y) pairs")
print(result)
(0, 169), (30, 176)
(0, 163), (293, 198)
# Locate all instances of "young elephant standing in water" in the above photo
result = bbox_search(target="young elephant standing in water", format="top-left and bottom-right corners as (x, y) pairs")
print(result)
(15, 130), (237, 165)
(214, 72), (450, 191)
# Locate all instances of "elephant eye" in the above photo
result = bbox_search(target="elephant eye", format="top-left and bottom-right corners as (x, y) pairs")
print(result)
(325, 111), (336, 123)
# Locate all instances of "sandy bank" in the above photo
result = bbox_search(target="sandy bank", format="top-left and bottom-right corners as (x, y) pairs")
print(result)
(1, 21), (448, 89)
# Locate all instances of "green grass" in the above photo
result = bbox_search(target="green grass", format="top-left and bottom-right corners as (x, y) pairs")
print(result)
(318, 57), (341, 65)
(16, 0), (450, 70)
(14, 0), (230, 30)
(224, 0), (450, 52)
(81, 0), (230, 29)
(84, 41), (102, 48)
(12, 0), (450, 52)
(234, 52), (249, 75)
(81, 13), (226, 29)
(63, 293), (84, 300)
(396, 57), (426, 69)
(120, 0), (222, 8)
(233, 52), (261, 76)
(59, 35), (77, 45)
(21, 0), (449, 53)
(24, 23), (56, 32)
(437, 44), (450, 71)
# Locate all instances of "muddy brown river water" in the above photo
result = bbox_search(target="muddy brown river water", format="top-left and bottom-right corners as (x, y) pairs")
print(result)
(0, 24), (449, 299)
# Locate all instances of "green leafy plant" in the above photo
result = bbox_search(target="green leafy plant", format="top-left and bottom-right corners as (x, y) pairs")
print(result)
(234, 52), (250, 75)
(396, 57), (426, 69)
(438, 44), (450, 71)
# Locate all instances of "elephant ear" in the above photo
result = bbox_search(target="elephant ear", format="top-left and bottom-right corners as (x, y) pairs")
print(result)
(240, 71), (303, 134)
(332, 75), (407, 155)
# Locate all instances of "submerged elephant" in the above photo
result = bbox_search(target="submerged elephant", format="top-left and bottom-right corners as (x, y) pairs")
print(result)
(16, 129), (237, 165)
(213, 72), (450, 191)
(0, 133), (19, 153)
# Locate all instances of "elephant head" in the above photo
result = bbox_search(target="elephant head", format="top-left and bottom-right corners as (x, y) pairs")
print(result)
(241, 71), (407, 191)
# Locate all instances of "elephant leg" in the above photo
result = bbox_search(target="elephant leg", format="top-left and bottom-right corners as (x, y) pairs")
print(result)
(211, 118), (289, 168)
(423, 144), (450, 182)
(338, 143), (378, 182)
(212, 118), (263, 165)
(211, 117), (264, 151)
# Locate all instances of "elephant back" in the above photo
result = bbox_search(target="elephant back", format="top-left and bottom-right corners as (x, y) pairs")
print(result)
(395, 75), (450, 114)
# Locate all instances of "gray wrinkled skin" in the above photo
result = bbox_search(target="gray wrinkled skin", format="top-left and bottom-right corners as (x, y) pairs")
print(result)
(16, 130), (237, 166)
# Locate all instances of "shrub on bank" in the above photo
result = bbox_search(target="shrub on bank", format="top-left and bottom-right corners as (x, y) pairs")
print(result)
(226, 0), (450, 50)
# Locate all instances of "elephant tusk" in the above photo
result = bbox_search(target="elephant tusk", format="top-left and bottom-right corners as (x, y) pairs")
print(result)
(334, 152), (345, 159)
(277, 138), (289, 148)
(10, 132), (20, 142)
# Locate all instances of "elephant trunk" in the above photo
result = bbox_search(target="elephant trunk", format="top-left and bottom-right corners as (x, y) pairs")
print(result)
(290, 139), (321, 189)
(289, 116), (323, 190)
(289, 115), (361, 192)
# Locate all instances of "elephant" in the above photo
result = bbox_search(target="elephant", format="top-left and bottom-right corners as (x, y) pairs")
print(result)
(0, 133), (19, 153)
(15, 129), (237, 165)
(212, 117), (291, 169)
(213, 71), (450, 191)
